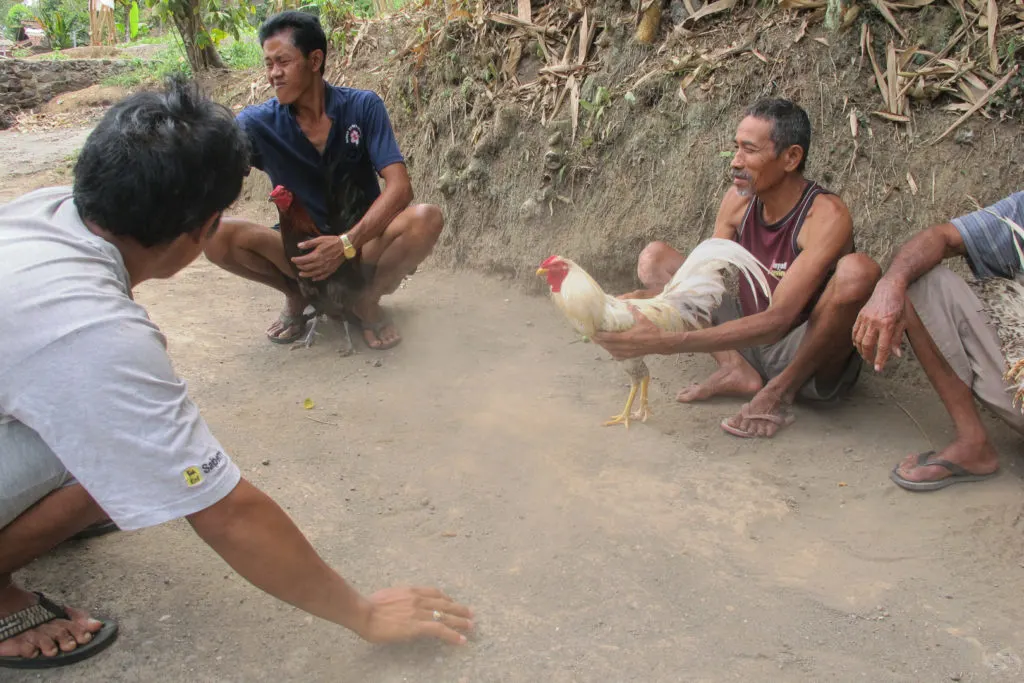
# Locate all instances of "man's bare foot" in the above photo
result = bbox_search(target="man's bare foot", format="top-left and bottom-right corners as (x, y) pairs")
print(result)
(677, 362), (763, 403)
(893, 437), (999, 484)
(720, 388), (794, 438)
(266, 296), (309, 343)
(0, 584), (102, 660)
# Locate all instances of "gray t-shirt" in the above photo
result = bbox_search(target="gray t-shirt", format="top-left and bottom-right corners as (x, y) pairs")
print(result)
(0, 187), (240, 530)
(953, 191), (1024, 280)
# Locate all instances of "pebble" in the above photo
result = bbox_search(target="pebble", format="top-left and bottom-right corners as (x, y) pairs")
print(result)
(373, 359), (383, 368)
(420, 497), (431, 506)
(159, 614), (171, 622)
(261, 459), (271, 466)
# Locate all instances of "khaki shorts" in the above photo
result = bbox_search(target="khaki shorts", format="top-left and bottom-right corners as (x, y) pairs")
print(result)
(713, 296), (862, 402)
(907, 266), (1024, 434)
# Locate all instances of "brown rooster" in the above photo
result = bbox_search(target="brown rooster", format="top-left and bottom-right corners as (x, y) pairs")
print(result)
(269, 184), (369, 355)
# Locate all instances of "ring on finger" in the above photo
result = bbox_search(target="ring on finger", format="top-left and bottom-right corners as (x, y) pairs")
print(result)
(432, 610), (444, 622)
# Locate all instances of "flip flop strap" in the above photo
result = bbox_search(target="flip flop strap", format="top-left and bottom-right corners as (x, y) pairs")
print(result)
(0, 593), (67, 642)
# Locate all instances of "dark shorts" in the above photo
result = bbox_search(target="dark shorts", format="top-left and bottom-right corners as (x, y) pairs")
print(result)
(713, 296), (862, 402)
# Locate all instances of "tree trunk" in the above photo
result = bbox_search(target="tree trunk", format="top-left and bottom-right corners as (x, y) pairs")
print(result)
(173, 0), (224, 72)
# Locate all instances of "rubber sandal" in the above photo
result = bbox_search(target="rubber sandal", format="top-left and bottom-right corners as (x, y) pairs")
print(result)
(0, 592), (118, 669)
(889, 450), (999, 492)
(345, 310), (401, 351)
(720, 405), (795, 438)
(267, 311), (312, 345)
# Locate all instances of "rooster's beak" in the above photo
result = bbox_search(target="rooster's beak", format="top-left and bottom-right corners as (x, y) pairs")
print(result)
(536, 268), (548, 276)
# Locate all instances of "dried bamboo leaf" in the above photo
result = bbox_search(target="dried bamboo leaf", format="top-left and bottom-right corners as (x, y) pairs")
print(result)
(778, 0), (825, 7)
(987, 0), (998, 73)
(866, 29), (891, 109)
(870, 0), (908, 41)
(850, 109), (859, 137)
(871, 110), (911, 122)
(569, 74), (580, 143)
(841, 4), (862, 30)
(907, 172), (918, 195)
(682, 0), (738, 29)
(794, 18), (809, 43)
(517, 0), (531, 22)
(814, 36), (830, 46)
(931, 64), (1018, 143)
(887, 41), (900, 114)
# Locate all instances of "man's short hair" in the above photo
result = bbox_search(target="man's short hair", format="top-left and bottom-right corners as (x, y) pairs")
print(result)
(73, 76), (250, 248)
(259, 10), (328, 75)
(743, 98), (811, 173)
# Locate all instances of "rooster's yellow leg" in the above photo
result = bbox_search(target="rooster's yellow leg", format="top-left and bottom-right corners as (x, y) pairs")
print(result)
(631, 375), (651, 423)
(604, 381), (639, 429)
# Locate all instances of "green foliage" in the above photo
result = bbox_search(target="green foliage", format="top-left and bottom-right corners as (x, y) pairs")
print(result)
(221, 34), (262, 68)
(6, 3), (32, 40)
(101, 45), (192, 87)
(129, 0), (140, 38)
(33, 0), (89, 49)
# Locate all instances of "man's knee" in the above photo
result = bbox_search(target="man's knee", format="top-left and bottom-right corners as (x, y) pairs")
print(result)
(407, 204), (444, 245)
(831, 253), (882, 306)
(204, 217), (245, 265)
(637, 241), (679, 286)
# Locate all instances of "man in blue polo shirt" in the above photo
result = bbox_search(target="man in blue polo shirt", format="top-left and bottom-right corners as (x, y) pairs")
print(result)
(206, 11), (442, 350)
(855, 191), (1024, 491)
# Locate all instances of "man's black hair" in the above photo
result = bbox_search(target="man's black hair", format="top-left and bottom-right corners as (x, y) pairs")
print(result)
(259, 10), (328, 75)
(743, 98), (812, 173)
(73, 76), (250, 248)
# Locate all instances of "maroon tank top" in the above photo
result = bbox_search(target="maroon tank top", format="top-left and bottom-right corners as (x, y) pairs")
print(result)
(736, 180), (833, 322)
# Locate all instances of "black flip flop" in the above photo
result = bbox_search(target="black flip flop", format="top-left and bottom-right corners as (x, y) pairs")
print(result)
(0, 592), (118, 669)
(890, 450), (999, 492)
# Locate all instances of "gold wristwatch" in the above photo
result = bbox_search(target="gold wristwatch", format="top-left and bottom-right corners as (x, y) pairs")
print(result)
(339, 233), (356, 260)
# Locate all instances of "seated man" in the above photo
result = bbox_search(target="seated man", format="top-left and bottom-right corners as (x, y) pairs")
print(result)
(205, 11), (442, 350)
(595, 98), (880, 437)
(0, 78), (470, 671)
(855, 192), (1024, 491)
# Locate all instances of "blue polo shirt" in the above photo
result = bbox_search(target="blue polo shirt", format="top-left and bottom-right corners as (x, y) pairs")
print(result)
(236, 85), (405, 232)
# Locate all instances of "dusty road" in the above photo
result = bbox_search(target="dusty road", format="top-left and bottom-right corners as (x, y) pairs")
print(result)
(3, 127), (1024, 682)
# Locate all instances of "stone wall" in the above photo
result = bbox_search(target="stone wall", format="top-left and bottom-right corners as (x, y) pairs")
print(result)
(0, 59), (132, 114)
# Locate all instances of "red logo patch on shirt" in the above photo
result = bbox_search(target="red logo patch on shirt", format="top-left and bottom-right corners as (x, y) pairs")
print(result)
(346, 124), (361, 146)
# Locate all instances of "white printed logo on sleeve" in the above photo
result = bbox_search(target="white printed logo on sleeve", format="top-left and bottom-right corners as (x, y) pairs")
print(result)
(182, 452), (226, 487)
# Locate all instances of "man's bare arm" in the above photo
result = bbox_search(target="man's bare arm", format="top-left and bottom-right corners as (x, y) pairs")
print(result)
(853, 222), (965, 371)
(666, 194), (852, 353)
(188, 478), (472, 645)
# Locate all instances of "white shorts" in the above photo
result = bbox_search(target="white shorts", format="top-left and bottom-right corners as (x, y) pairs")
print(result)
(0, 419), (74, 530)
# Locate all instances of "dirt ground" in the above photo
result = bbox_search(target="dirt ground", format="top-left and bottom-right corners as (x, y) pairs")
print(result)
(4, 122), (1024, 682)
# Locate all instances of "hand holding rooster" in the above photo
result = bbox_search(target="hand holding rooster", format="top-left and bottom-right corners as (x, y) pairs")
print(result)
(594, 306), (675, 360)
(292, 234), (350, 281)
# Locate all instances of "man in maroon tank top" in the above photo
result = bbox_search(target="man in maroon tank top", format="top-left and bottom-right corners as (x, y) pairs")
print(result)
(595, 99), (881, 438)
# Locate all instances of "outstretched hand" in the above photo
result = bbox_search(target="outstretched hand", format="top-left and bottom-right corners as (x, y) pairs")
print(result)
(358, 586), (474, 646)
(292, 236), (346, 281)
(853, 277), (907, 373)
(593, 306), (671, 360)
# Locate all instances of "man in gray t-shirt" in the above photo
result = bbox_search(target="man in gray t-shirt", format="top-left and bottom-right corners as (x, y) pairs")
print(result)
(0, 78), (470, 670)
(854, 191), (1024, 491)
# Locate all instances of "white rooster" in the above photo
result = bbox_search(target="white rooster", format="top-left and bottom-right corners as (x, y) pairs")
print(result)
(537, 238), (773, 428)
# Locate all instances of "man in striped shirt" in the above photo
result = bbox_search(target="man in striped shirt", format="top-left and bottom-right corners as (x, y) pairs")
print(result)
(855, 191), (1024, 491)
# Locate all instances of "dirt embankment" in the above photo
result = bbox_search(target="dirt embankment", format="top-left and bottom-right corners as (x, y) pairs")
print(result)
(219, 1), (1024, 294)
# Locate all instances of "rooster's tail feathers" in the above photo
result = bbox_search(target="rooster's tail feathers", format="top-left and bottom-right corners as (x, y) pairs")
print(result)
(659, 238), (773, 323)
